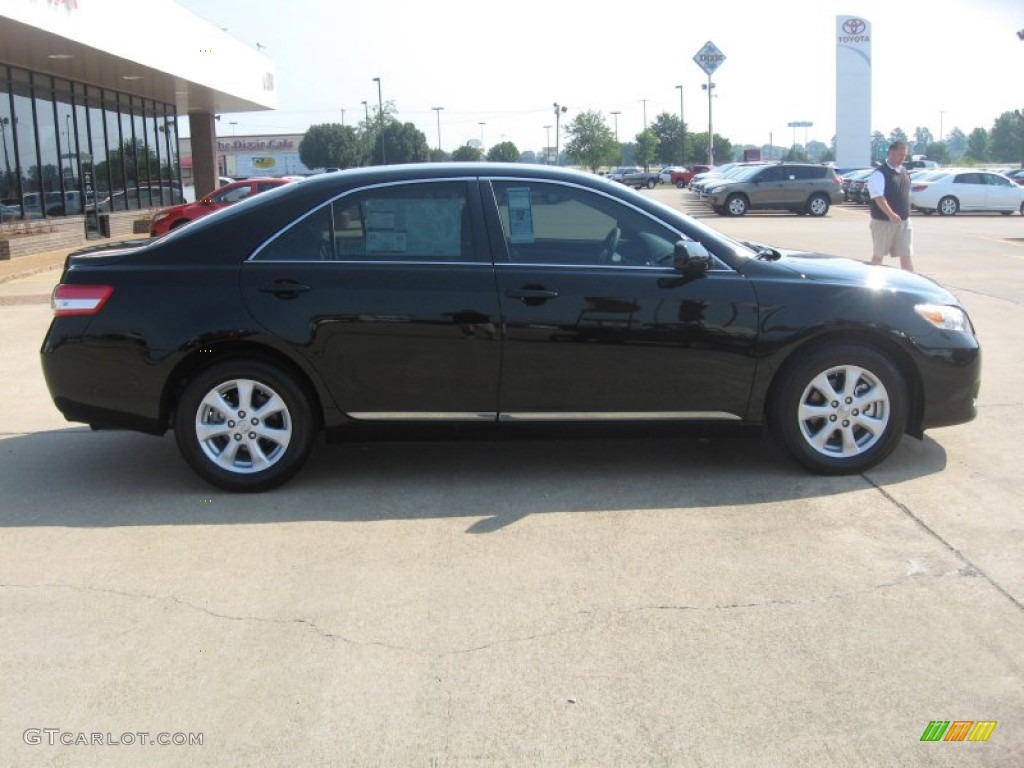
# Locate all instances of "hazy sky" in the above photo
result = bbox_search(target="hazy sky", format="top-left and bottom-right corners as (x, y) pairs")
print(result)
(176, 0), (1023, 153)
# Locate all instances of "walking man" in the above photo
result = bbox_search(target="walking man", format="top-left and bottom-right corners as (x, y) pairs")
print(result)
(868, 140), (915, 272)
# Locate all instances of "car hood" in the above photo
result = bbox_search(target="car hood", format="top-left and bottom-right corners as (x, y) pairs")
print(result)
(759, 249), (959, 304)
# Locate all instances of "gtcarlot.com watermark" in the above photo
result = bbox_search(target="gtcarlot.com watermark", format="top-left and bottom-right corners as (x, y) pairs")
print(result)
(23, 729), (203, 747)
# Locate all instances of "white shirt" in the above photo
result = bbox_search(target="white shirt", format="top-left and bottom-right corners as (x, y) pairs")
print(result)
(866, 161), (904, 200)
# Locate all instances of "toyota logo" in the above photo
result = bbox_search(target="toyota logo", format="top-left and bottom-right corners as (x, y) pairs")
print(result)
(843, 18), (866, 35)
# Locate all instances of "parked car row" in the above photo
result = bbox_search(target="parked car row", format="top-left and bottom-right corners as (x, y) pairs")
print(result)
(691, 162), (844, 217)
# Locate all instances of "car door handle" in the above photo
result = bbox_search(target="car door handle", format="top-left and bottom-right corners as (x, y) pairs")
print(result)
(258, 279), (310, 299)
(505, 287), (559, 300)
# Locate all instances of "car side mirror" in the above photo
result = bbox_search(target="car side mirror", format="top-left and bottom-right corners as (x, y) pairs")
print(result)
(673, 240), (711, 274)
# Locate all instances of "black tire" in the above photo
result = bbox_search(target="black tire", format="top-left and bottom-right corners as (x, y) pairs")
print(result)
(770, 344), (907, 475)
(174, 360), (316, 491)
(676, 180), (686, 188)
(725, 194), (748, 216)
(806, 193), (830, 217)
(937, 196), (959, 216)
(646, 178), (656, 189)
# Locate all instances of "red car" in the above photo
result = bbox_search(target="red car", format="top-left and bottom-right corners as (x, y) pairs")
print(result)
(149, 177), (293, 236)
(670, 165), (711, 188)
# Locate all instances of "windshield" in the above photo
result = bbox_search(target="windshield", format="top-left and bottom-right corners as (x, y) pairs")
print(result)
(731, 166), (765, 181)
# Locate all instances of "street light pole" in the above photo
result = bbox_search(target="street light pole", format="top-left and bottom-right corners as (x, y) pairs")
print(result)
(610, 110), (621, 163)
(340, 108), (345, 127)
(640, 99), (649, 131)
(432, 106), (444, 152)
(553, 102), (567, 166)
(372, 77), (385, 164)
(702, 78), (716, 165)
(675, 85), (685, 165)
(478, 122), (486, 151)
(361, 100), (369, 124)
(543, 125), (552, 163)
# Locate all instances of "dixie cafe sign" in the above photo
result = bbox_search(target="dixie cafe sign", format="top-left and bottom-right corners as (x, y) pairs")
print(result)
(217, 137), (296, 152)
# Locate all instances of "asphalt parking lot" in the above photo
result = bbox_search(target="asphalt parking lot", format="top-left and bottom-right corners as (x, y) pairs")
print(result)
(1, 193), (1022, 767)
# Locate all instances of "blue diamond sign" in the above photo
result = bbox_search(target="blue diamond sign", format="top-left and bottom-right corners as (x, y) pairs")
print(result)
(693, 41), (726, 76)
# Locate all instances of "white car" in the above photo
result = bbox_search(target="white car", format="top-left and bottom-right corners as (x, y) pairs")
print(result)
(910, 169), (1024, 216)
(659, 166), (684, 184)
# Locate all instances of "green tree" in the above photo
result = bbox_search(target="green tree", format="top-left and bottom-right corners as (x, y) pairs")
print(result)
(633, 129), (658, 170)
(946, 127), (967, 160)
(486, 141), (520, 162)
(870, 131), (887, 162)
(912, 126), (933, 155)
(298, 123), (364, 170)
(451, 143), (482, 161)
(649, 112), (685, 165)
(369, 120), (429, 165)
(924, 141), (950, 165)
(428, 148), (449, 162)
(689, 132), (733, 165)
(563, 111), (618, 172)
(988, 111), (1024, 164)
(784, 145), (809, 162)
(966, 127), (989, 162)
(888, 127), (908, 146)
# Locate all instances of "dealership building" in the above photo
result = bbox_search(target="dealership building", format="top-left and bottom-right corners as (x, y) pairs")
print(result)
(0, 0), (275, 250)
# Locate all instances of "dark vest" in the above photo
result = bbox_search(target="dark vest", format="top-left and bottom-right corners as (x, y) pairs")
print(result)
(869, 163), (911, 221)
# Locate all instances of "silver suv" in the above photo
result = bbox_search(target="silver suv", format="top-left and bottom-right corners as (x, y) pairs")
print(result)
(704, 163), (843, 217)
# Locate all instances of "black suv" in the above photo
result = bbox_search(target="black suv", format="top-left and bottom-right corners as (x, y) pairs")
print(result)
(703, 163), (844, 216)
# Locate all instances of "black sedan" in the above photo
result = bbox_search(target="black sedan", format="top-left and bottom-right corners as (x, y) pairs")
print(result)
(41, 163), (980, 491)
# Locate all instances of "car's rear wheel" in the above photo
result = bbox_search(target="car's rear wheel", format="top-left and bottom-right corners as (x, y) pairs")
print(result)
(675, 180), (686, 188)
(174, 360), (315, 492)
(937, 196), (959, 216)
(725, 194), (749, 216)
(806, 194), (830, 217)
(770, 344), (907, 474)
(646, 178), (656, 189)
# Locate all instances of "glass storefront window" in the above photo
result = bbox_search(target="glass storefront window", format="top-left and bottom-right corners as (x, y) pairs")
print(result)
(0, 66), (178, 221)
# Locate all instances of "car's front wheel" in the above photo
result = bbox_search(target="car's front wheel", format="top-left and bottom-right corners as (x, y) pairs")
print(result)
(725, 194), (749, 216)
(806, 194), (830, 217)
(937, 196), (960, 216)
(770, 344), (907, 474)
(174, 360), (316, 491)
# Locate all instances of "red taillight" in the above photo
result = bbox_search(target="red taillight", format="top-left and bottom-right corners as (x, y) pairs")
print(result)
(911, 184), (927, 192)
(52, 284), (113, 316)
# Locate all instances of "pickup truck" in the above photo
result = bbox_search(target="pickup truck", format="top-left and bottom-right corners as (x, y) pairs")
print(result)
(606, 166), (661, 189)
(670, 165), (711, 188)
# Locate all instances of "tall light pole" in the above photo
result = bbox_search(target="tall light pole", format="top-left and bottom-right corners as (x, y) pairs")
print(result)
(432, 106), (444, 152)
(675, 85), (685, 165)
(340, 108), (345, 127)
(478, 121), (486, 147)
(553, 102), (567, 166)
(640, 98), (649, 131)
(701, 79), (716, 165)
(372, 77), (385, 164)
(361, 100), (369, 124)
(543, 125), (552, 163)
(610, 111), (621, 163)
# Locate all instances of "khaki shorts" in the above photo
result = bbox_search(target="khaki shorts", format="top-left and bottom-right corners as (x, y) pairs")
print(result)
(870, 218), (913, 259)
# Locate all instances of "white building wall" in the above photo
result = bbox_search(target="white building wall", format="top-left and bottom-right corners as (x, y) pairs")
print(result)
(1, 0), (276, 111)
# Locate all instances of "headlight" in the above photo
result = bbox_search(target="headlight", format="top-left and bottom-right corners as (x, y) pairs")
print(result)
(709, 185), (725, 194)
(915, 304), (970, 332)
(152, 212), (169, 222)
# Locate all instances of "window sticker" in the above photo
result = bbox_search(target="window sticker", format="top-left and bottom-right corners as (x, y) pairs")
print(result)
(364, 198), (462, 256)
(506, 187), (535, 244)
